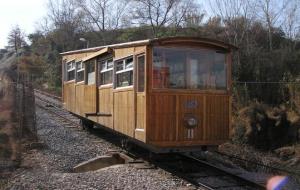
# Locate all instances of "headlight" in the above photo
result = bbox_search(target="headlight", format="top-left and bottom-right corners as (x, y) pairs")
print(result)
(184, 116), (198, 128)
(187, 117), (197, 126)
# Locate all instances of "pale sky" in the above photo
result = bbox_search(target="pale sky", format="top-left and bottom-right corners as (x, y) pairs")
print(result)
(0, 0), (47, 49)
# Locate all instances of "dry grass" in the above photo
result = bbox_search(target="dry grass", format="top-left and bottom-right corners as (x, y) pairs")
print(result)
(219, 143), (300, 178)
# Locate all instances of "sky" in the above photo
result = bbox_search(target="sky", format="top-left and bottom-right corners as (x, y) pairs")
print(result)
(0, 0), (47, 49)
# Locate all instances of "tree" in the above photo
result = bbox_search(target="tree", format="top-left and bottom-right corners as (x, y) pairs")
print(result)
(7, 25), (26, 53)
(44, 0), (86, 51)
(131, 0), (200, 37)
(75, 0), (130, 43)
(208, 0), (257, 47)
(257, 0), (289, 51)
(282, 0), (300, 50)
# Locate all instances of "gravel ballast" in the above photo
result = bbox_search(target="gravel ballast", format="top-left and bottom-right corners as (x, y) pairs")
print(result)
(4, 107), (195, 190)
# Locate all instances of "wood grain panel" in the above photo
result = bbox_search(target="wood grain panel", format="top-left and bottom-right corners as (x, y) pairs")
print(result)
(98, 87), (113, 129)
(63, 52), (97, 62)
(113, 90), (134, 137)
(148, 93), (230, 146)
(114, 46), (146, 60)
(136, 95), (145, 130)
(135, 94), (146, 142)
(114, 48), (134, 59)
(84, 85), (97, 113)
(75, 84), (85, 116)
(63, 82), (75, 112)
(134, 46), (146, 53)
(148, 94), (177, 142)
(205, 95), (229, 141)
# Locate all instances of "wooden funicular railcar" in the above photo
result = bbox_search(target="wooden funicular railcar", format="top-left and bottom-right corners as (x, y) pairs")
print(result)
(61, 37), (236, 152)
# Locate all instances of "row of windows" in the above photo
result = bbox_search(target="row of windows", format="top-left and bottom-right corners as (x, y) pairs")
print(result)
(65, 56), (144, 90)
(65, 48), (228, 91)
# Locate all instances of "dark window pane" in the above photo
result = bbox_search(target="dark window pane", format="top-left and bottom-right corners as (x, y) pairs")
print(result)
(76, 61), (82, 70)
(137, 55), (145, 92)
(116, 71), (133, 87)
(68, 70), (75, 81)
(125, 57), (133, 69)
(116, 61), (123, 71)
(77, 70), (84, 82)
(101, 70), (113, 85)
(107, 59), (113, 69)
(213, 53), (226, 89)
(101, 61), (106, 70)
(86, 61), (95, 84)
(87, 62), (95, 73)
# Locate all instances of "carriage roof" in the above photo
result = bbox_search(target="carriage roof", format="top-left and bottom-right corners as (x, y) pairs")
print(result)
(60, 36), (237, 56)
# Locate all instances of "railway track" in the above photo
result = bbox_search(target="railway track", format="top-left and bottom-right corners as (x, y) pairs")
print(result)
(34, 89), (266, 190)
(150, 153), (265, 190)
(34, 89), (80, 128)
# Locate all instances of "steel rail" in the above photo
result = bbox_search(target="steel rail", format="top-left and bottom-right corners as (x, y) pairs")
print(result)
(34, 89), (62, 101)
(35, 96), (80, 128)
(181, 153), (266, 189)
(215, 151), (300, 177)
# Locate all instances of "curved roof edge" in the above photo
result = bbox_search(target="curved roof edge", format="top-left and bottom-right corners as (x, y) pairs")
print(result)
(151, 36), (238, 50)
(60, 37), (237, 56)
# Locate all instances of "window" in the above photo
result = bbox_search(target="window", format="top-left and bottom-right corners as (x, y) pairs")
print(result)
(115, 57), (134, 88)
(85, 60), (95, 85)
(99, 58), (113, 85)
(66, 60), (75, 81)
(76, 61), (84, 82)
(153, 47), (227, 90)
(137, 55), (145, 92)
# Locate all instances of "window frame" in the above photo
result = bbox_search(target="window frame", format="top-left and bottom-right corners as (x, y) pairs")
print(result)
(151, 46), (229, 92)
(75, 60), (84, 83)
(85, 60), (96, 85)
(66, 60), (76, 82)
(99, 57), (114, 86)
(136, 54), (146, 93)
(114, 55), (134, 89)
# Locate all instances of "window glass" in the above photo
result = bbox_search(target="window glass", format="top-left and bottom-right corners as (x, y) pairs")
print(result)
(125, 57), (133, 69)
(101, 70), (113, 85)
(86, 61), (95, 85)
(116, 71), (133, 87)
(67, 62), (72, 70)
(67, 70), (75, 81)
(165, 50), (186, 88)
(213, 53), (226, 89)
(107, 59), (113, 69)
(116, 61), (124, 71)
(76, 61), (84, 82)
(99, 58), (113, 85)
(101, 61), (106, 71)
(77, 71), (84, 82)
(153, 47), (227, 90)
(137, 55), (145, 92)
(115, 56), (134, 88)
(76, 61), (82, 70)
(188, 51), (212, 89)
(66, 60), (75, 81)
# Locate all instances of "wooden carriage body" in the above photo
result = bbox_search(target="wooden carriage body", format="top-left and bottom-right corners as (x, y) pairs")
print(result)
(61, 37), (235, 152)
